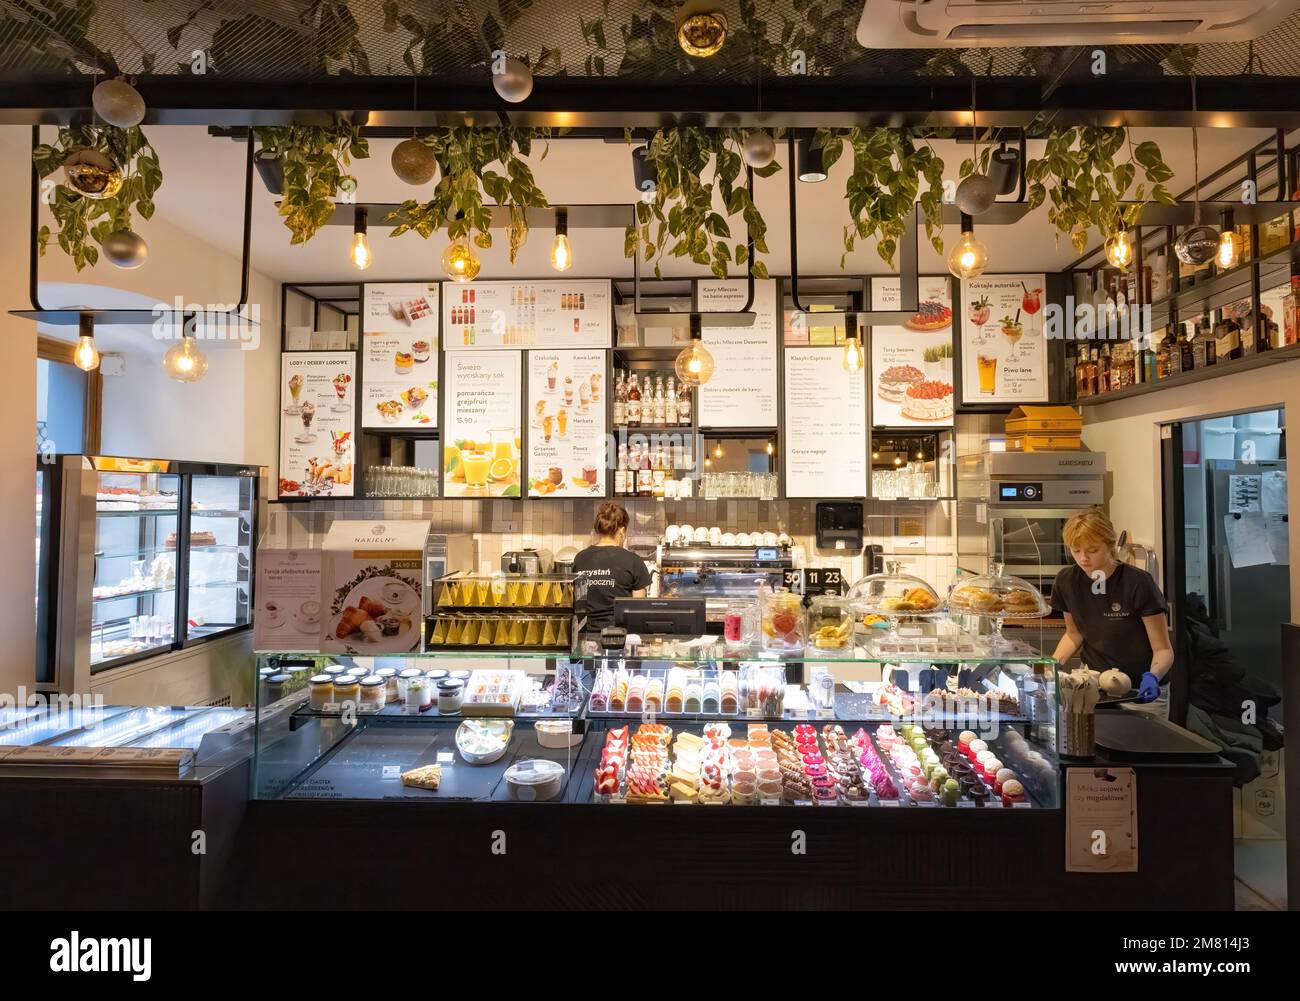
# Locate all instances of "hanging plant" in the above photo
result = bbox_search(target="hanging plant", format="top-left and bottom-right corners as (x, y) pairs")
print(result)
(624, 127), (780, 280)
(814, 127), (947, 268)
(33, 125), (162, 272)
(384, 126), (552, 262)
(253, 123), (369, 244)
(1022, 126), (1175, 253)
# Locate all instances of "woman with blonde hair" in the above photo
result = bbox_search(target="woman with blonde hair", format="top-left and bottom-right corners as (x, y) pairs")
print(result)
(1050, 508), (1173, 704)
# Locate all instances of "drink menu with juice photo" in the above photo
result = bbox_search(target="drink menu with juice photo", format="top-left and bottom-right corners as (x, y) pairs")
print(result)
(442, 351), (523, 497)
(527, 350), (607, 496)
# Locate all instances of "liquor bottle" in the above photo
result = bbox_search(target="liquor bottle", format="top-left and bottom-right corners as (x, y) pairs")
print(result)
(614, 444), (628, 496)
(1075, 345), (1092, 399)
(1240, 312), (1257, 356)
(1197, 318), (1217, 368)
(652, 447), (666, 499)
(677, 380), (692, 426)
(1179, 323), (1196, 373)
(665, 376), (678, 425)
(1096, 343), (1112, 395)
(613, 373), (626, 427)
(1285, 277), (1300, 345)
(1131, 339), (1146, 386)
(655, 375), (667, 424)
(626, 374), (642, 427)
(1156, 327), (1174, 380)
(637, 450), (653, 497)
(1214, 315), (1242, 363)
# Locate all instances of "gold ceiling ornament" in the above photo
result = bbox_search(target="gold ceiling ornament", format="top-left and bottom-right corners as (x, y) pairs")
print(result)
(676, 4), (727, 58)
(62, 149), (123, 200)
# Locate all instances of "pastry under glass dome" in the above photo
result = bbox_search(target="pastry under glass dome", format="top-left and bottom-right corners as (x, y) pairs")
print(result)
(847, 563), (942, 637)
(946, 563), (1049, 649)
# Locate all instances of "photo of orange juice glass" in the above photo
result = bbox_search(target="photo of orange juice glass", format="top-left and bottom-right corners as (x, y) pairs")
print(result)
(557, 409), (568, 437)
(542, 414), (554, 442)
(463, 450), (492, 489)
(977, 354), (997, 394)
(490, 426), (515, 460)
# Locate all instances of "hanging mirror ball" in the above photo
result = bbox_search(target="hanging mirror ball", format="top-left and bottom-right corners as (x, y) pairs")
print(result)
(92, 78), (146, 128)
(955, 173), (996, 216)
(492, 57), (533, 103)
(103, 230), (148, 269)
(743, 130), (776, 169)
(1174, 225), (1220, 266)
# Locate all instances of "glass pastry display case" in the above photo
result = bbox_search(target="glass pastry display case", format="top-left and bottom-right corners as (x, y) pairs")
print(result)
(252, 650), (1061, 810)
(427, 571), (575, 651)
(36, 455), (265, 692)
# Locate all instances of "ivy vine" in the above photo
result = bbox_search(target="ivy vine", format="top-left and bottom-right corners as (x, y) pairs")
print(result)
(252, 123), (369, 245)
(33, 126), (162, 272)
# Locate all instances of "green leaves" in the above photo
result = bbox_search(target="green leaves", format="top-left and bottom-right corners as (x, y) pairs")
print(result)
(254, 123), (368, 245)
(32, 125), (162, 272)
(623, 127), (780, 279)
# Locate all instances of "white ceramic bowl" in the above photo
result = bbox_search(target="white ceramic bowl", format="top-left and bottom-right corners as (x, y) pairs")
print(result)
(664, 525), (681, 545)
(721, 532), (736, 545)
(762, 531), (778, 547)
(693, 526), (709, 543)
(708, 527), (722, 545)
(736, 532), (752, 546)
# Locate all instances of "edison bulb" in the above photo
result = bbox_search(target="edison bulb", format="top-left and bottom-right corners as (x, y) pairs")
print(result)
(550, 232), (572, 271)
(947, 230), (988, 279)
(1104, 230), (1133, 269)
(842, 336), (864, 373)
(674, 339), (715, 386)
(73, 334), (100, 372)
(441, 237), (480, 283)
(163, 335), (208, 383)
(1216, 229), (1241, 269)
(350, 230), (372, 270)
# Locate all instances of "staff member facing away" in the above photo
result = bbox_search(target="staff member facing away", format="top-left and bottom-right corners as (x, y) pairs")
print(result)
(572, 502), (651, 635)
(1050, 509), (1173, 704)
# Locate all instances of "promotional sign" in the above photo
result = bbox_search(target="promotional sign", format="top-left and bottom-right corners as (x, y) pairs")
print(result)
(698, 278), (779, 427)
(253, 549), (323, 651)
(1065, 767), (1139, 872)
(442, 350), (523, 497)
(278, 352), (355, 498)
(320, 520), (429, 655)
(443, 279), (612, 349)
(526, 350), (607, 497)
(870, 276), (955, 427)
(360, 282), (440, 429)
(960, 274), (1049, 404)
(784, 348), (867, 498)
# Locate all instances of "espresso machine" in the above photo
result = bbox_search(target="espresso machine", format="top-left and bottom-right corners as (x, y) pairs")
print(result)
(657, 543), (795, 628)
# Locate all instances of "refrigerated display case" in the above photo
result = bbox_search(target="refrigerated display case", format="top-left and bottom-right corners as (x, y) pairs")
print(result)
(37, 455), (265, 692)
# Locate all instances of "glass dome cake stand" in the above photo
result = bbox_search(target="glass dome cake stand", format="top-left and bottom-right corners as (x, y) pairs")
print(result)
(945, 562), (1049, 651)
(847, 562), (944, 641)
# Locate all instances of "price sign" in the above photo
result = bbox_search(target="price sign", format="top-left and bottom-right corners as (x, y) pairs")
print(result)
(382, 765), (400, 779)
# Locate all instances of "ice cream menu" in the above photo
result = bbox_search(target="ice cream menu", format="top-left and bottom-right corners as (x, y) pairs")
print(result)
(360, 282), (440, 429)
(960, 274), (1048, 404)
(784, 348), (867, 498)
(442, 279), (611, 349)
(442, 351), (523, 498)
(526, 351), (607, 497)
(278, 352), (356, 498)
(697, 278), (779, 427)
(869, 276), (955, 428)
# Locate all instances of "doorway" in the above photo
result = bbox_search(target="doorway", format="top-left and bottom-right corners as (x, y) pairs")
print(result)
(1167, 405), (1288, 909)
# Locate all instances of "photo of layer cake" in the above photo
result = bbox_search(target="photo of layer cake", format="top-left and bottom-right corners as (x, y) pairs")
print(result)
(899, 379), (954, 421)
(876, 364), (924, 402)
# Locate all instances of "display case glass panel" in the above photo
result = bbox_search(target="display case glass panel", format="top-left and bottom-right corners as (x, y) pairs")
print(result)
(183, 473), (256, 643)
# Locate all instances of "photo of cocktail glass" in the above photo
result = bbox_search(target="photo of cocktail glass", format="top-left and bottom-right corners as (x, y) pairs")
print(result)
(557, 408), (568, 438)
(1000, 314), (1024, 360)
(977, 354), (997, 395)
(330, 430), (351, 458)
(542, 413), (554, 442)
(331, 372), (352, 412)
(1021, 284), (1043, 316)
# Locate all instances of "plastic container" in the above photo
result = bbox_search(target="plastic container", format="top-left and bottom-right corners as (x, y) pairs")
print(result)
(503, 758), (566, 801)
(437, 679), (465, 714)
(455, 718), (513, 764)
(759, 590), (806, 653)
(740, 664), (785, 716)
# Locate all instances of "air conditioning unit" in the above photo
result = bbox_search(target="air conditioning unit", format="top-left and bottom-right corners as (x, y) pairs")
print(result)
(857, 0), (1300, 47)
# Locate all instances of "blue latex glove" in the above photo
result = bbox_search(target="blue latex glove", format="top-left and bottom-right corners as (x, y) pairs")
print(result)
(1138, 671), (1161, 703)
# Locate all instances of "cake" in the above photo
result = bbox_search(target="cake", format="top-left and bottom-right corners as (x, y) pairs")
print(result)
(877, 364), (925, 402)
(905, 300), (952, 331)
(400, 764), (442, 790)
(900, 379), (954, 421)
(411, 340), (430, 363)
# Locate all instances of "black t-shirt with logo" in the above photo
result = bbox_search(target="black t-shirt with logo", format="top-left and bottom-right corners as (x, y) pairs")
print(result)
(1050, 563), (1169, 687)
(572, 544), (652, 631)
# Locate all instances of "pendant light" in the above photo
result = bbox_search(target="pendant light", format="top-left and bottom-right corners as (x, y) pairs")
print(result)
(955, 79), (996, 216)
(392, 138), (438, 186)
(1174, 76), (1220, 267)
(103, 229), (148, 269)
(743, 130), (775, 169)
(795, 136), (826, 183)
(947, 213), (988, 279)
(163, 321), (209, 382)
(73, 314), (100, 372)
(549, 208), (573, 272)
(676, 3), (728, 58)
(491, 56), (533, 103)
(842, 313), (864, 373)
(1216, 208), (1241, 269)
(350, 206), (372, 271)
(1104, 228), (1134, 269)
(441, 235), (480, 283)
(675, 315), (715, 386)
(92, 77), (145, 128)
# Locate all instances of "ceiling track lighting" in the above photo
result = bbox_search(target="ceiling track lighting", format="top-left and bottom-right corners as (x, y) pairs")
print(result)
(73, 313), (100, 372)
(350, 205), (372, 271)
(795, 136), (827, 183)
(947, 212), (988, 279)
(550, 207), (572, 272)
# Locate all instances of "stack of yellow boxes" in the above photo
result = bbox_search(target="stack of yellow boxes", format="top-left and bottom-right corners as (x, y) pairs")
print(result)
(1004, 405), (1083, 451)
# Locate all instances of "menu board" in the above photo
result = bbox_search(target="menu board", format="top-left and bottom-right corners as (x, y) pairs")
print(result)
(784, 348), (867, 498)
(870, 276), (954, 427)
(526, 351), (607, 497)
(698, 278), (779, 427)
(360, 282), (440, 429)
(442, 350), (523, 498)
(253, 549), (323, 651)
(960, 274), (1048, 404)
(278, 352), (355, 498)
(443, 279), (611, 349)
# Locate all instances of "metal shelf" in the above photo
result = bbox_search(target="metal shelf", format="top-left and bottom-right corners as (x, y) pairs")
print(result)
(1076, 342), (1300, 406)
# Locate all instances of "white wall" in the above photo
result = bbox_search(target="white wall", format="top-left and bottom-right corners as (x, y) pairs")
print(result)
(1082, 363), (1300, 621)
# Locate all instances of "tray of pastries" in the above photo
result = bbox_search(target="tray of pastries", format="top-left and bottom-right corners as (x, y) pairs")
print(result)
(946, 570), (1048, 618)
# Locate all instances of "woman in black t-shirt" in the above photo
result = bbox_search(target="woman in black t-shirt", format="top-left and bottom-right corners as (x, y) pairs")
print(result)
(572, 502), (651, 634)
(1050, 509), (1173, 703)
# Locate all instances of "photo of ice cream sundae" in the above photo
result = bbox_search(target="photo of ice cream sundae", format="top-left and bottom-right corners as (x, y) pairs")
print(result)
(284, 373), (304, 414)
(332, 372), (352, 412)
(295, 400), (317, 443)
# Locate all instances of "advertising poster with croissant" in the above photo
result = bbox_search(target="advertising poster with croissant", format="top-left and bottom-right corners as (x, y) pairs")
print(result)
(960, 274), (1048, 405)
(320, 520), (428, 654)
(360, 282), (440, 429)
(278, 352), (355, 498)
(869, 276), (955, 428)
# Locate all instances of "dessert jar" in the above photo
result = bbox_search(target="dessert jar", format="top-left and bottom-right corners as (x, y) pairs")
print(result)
(332, 678), (360, 707)
(405, 679), (432, 713)
(308, 674), (334, 711)
(359, 676), (387, 712)
(437, 679), (465, 714)
(345, 666), (370, 679)
(759, 590), (805, 653)
(504, 758), (565, 802)
(373, 667), (399, 703)
(807, 595), (855, 656)
(396, 668), (423, 701)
